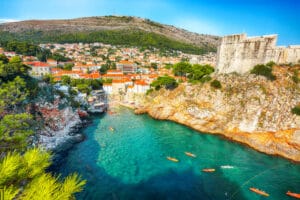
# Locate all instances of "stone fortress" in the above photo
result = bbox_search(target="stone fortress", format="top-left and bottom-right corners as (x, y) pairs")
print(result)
(216, 33), (300, 73)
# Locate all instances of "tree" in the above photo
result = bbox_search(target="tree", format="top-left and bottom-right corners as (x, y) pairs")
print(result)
(0, 76), (28, 112)
(210, 79), (222, 89)
(0, 61), (31, 81)
(250, 64), (276, 81)
(0, 54), (9, 64)
(188, 64), (214, 81)
(173, 62), (192, 77)
(0, 148), (86, 200)
(61, 75), (71, 85)
(63, 63), (74, 70)
(150, 76), (178, 90)
(0, 113), (34, 151)
(77, 84), (91, 94)
(9, 56), (22, 64)
(42, 74), (55, 85)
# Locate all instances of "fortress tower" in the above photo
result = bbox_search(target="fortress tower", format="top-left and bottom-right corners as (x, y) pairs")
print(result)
(216, 33), (300, 74)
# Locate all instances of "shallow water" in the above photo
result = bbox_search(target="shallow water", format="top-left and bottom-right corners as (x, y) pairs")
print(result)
(58, 107), (300, 200)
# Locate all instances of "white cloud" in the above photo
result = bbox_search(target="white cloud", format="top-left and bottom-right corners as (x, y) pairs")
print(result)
(0, 19), (19, 24)
(173, 17), (220, 35)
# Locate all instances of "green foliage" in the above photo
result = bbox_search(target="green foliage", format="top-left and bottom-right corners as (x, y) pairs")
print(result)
(63, 63), (74, 70)
(61, 75), (71, 85)
(210, 79), (222, 89)
(0, 41), (52, 62)
(0, 76), (29, 112)
(0, 54), (9, 64)
(250, 64), (276, 81)
(146, 88), (154, 95)
(70, 78), (103, 90)
(0, 148), (86, 200)
(188, 64), (214, 81)
(292, 69), (299, 84)
(42, 74), (55, 85)
(0, 60), (31, 82)
(76, 84), (91, 94)
(0, 29), (216, 55)
(291, 105), (300, 115)
(164, 64), (173, 69)
(150, 76), (178, 90)
(50, 53), (70, 62)
(173, 62), (192, 77)
(0, 113), (34, 151)
(100, 64), (109, 74)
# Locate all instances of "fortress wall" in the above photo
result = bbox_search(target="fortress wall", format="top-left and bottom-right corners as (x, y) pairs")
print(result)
(216, 33), (300, 74)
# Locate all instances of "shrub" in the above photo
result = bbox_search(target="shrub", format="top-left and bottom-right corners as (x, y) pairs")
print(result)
(210, 79), (222, 89)
(250, 64), (276, 81)
(291, 105), (300, 115)
(150, 76), (178, 90)
(146, 88), (154, 95)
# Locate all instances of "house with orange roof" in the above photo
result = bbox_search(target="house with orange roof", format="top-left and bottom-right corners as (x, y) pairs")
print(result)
(47, 58), (57, 66)
(26, 61), (52, 77)
(112, 79), (126, 94)
(133, 80), (150, 93)
(103, 83), (112, 94)
(116, 60), (137, 74)
(73, 64), (101, 73)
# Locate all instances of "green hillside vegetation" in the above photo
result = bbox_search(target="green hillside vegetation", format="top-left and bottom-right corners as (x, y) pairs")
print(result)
(0, 148), (85, 200)
(0, 54), (86, 198)
(0, 29), (215, 55)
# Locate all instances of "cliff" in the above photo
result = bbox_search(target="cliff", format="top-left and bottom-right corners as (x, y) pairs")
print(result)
(135, 66), (300, 161)
(30, 83), (88, 153)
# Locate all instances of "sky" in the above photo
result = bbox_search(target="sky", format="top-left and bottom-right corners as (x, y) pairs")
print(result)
(0, 0), (299, 45)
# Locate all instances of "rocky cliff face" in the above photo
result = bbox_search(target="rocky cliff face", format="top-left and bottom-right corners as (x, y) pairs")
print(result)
(30, 84), (88, 153)
(135, 66), (300, 161)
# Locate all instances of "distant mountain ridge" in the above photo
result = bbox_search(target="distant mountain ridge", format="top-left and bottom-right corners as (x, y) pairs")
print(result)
(0, 16), (220, 54)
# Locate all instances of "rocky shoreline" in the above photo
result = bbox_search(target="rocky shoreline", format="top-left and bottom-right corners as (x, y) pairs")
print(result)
(134, 69), (300, 162)
(136, 106), (300, 162)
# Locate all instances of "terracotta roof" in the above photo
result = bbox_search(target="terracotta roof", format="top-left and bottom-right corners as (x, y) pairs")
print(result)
(25, 61), (50, 67)
(112, 79), (125, 83)
(118, 60), (135, 65)
(135, 80), (148, 86)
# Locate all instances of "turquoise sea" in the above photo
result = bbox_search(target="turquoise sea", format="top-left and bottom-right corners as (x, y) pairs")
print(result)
(58, 107), (300, 200)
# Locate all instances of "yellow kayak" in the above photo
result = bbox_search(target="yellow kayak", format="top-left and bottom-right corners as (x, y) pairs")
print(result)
(249, 187), (269, 197)
(184, 152), (196, 158)
(167, 156), (179, 162)
(202, 168), (215, 172)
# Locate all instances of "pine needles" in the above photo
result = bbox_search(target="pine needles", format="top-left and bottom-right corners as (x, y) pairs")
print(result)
(0, 148), (86, 200)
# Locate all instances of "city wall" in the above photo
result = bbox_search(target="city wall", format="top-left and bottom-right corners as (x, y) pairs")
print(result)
(216, 33), (300, 73)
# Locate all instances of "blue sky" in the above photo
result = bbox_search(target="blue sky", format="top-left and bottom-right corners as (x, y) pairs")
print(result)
(0, 0), (299, 45)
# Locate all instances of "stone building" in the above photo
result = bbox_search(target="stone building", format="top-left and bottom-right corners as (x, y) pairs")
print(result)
(216, 33), (300, 74)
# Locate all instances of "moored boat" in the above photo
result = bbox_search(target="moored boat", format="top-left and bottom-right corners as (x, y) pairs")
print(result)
(184, 152), (196, 158)
(166, 156), (179, 162)
(202, 168), (215, 172)
(286, 191), (300, 199)
(249, 187), (269, 197)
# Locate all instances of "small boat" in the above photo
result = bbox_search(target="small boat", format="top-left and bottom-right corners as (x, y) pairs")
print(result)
(220, 165), (234, 169)
(286, 191), (300, 199)
(184, 152), (196, 158)
(249, 187), (269, 197)
(167, 157), (179, 162)
(202, 168), (215, 172)
(109, 127), (114, 131)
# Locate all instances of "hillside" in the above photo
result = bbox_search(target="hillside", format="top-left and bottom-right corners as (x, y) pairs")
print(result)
(0, 16), (220, 54)
(135, 66), (300, 161)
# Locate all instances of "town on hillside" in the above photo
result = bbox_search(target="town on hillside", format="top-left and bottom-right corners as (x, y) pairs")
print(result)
(0, 42), (216, 112)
